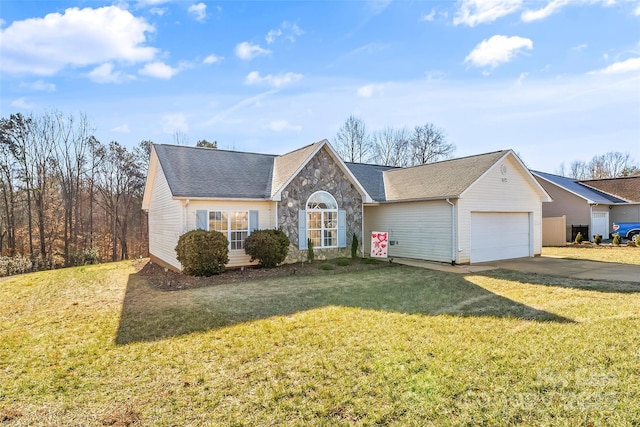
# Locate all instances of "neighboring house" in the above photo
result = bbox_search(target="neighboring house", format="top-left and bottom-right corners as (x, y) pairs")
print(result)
(142, 140), (551, 271)
(532, 171), (640, 242)
(582, 176), (640, 225)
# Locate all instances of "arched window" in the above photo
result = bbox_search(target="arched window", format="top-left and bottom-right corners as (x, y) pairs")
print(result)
(306, 191), (338, 248)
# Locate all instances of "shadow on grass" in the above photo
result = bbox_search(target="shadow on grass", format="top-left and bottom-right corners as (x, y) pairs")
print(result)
(115, 265), (574, 345)
(479, 268), (640, 294)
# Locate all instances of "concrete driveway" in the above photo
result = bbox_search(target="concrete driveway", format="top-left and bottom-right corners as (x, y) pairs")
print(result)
(395, 256), (640, 283)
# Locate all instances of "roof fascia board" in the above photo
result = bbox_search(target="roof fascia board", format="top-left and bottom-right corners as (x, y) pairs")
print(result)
(141, 147), (159, 210)
(375, 196), (460, 204)
(172, 196), (273, 202)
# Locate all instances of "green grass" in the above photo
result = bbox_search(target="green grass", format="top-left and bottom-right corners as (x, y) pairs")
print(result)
(1, 260), (639, 426)
(543, 245), (640, 265)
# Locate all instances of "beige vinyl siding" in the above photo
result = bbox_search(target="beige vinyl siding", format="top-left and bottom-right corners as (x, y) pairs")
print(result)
(148, 165), (184, 270)
(186, 200), (277, 268)
(458, 156), (542, 264)
(363, 200), (453, 262)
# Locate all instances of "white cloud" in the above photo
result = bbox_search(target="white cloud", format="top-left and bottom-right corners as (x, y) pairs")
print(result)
(521, 0), (570, 22)
(465, 35), (533, 69)
(139, 61), (190, 79)
(11, 97), (34, 109)
(245, 71), (303, 88)
(265, 22), (304, 45)
(111, 124), (131, 133)
(357, 84), (384, 97)
(635, 4), (640, 16)
(454, 0), (522, 26)
(421, 9), (437, 21)
(19, 80), (56, 92)
(235, 42), (271, 60)
(162, 113), (189, 135)
(0, 6), (157, 75)
(266, 29), (282, 44)
(267, 120), (302, 132)
(88, 63), (133, 84)
(188, 3), (207, 22)
(571, 43), (588, 52)
(591, 57), (640, 74)
(203, 54), (223, 64)
(149, 7), (167, 16)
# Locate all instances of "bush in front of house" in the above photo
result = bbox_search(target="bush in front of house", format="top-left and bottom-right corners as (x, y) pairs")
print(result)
(574, 232), (584, 244)
(244, 229), (290, 268)
(612, 233), (621, 246)
(307, 238), (315, 263)
(0, 255), (32, 277)
(175, 229), (229, 276)
(351, 233), (359, 259)
(593, 234), (602, 245)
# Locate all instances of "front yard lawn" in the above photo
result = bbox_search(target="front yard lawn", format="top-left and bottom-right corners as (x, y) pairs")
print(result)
(543, 245), (640, 265)
(1, 260), (638, 425)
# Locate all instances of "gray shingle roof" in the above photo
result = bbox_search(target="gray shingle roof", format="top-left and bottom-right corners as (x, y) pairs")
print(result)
(382, 151), (508, 201)
(345, 162), (398, 202)
(154, 144), (275, 199)
(580, 176), (640, 203)
(532, 171), (626, 204)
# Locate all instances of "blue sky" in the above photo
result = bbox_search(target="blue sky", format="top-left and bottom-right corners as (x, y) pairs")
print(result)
(1, 0), (639, 173)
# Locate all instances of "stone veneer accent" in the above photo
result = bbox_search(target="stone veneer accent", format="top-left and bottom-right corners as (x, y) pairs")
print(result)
(278, 146), (363, 263)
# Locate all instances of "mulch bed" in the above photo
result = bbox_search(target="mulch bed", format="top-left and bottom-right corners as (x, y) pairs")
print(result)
(132, 258), (394, 292)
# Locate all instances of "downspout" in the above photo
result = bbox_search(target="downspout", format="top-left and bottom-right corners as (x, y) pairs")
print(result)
(446, 198), (455, 265)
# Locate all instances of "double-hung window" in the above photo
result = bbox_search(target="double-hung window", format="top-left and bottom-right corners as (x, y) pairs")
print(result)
(209, 211), (249, 250)
(306, 191), (338, 248)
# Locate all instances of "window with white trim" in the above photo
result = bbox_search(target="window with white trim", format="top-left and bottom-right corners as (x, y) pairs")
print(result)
(209, 211), (249, 250)
(306, 191), (338, 248)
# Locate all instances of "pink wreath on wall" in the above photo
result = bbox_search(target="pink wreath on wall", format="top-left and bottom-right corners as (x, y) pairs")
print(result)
(370, 231), (388, 258)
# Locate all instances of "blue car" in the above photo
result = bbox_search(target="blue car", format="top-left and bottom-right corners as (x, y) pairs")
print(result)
(611, 223), (640, 242)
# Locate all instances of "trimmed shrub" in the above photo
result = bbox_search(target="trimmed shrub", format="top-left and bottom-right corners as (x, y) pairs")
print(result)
(244, 229), (290, 268)
(307, 238), (315, 263)
(627, 240), (637, 247)
(335, 258), (350, 267)
(320, 263), (334, 271)
(574, 232), (584, 244)
(0, 255), (32, 277)
(351, 233), (359, 259)
(175, 229), (229, 276)
(612, 233), (621, 246)
(593, 234), (602, 245)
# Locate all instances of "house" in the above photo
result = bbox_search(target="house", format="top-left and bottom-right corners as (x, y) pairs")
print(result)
(142, 140), (551, 271)
(532, 172), (640, 242)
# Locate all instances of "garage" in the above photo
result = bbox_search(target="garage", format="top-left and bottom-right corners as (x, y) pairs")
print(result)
(470, 212), (531, 263)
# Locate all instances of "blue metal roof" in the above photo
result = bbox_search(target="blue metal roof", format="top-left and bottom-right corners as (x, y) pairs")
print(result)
(532, 171), (626, 204)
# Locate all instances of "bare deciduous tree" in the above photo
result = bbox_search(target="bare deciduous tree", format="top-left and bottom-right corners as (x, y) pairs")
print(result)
(334, 115), (371, 163)
(409, 123), (454, 166)
(371, 126), (410, 167)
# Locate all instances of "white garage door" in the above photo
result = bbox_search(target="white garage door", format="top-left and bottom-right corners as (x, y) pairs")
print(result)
(471, 212), (531, 263)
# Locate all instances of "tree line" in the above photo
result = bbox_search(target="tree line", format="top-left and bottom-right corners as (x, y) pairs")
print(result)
(558, 152), (640, 180)
(333, 115), (456, 166)
(0, 111), (149, 268)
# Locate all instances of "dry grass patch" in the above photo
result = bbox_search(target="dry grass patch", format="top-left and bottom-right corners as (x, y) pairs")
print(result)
(1, 260), (639, 426)
(543, 245), (640, 265)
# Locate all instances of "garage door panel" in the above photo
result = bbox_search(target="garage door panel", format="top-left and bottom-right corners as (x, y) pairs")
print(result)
(471, 213), (530, 263)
